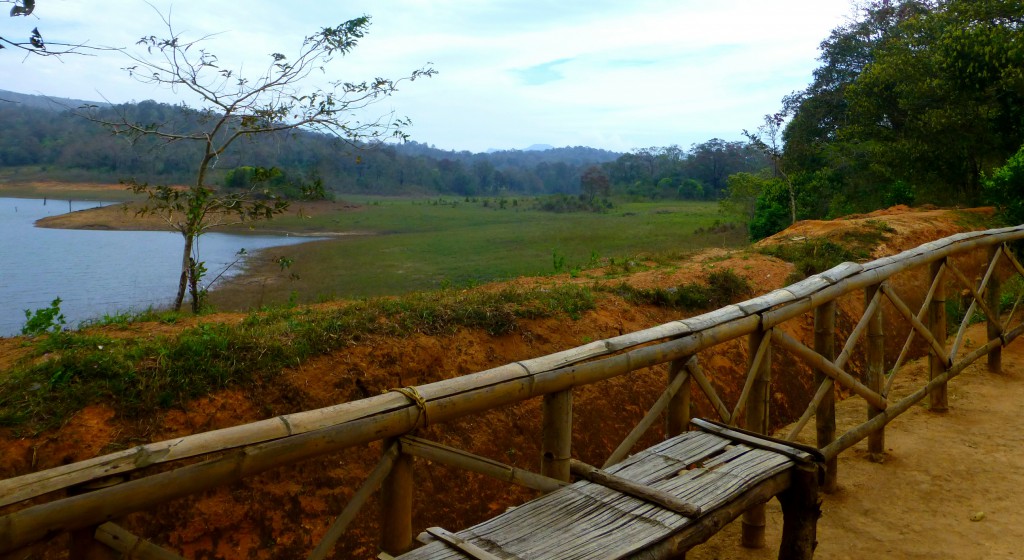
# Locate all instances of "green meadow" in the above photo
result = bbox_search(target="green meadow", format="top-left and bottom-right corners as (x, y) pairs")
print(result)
(210, 196), (748, 309)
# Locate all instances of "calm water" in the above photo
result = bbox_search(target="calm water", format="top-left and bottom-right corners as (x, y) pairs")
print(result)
(0, 197), (316, 336)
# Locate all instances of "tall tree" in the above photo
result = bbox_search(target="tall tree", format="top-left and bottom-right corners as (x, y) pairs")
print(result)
(84, 12), (433, 312)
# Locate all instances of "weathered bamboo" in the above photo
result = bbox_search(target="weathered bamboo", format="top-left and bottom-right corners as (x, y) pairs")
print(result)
(635, 470), (793, 558)
(541, 389), (573, 482)
(770, 329), (887, 411)
(883, 265), (944, 396)
(308, 443), (399, 560)
(865, 284), (885, 461)
(949, 298), (978, 362)
(785, 379), (833, 443)
(569, 459), (701, 518)
(94, 523), (185, 560)
(835, 288), (882, 370)
(686, 357), (733, 424)
(421, 527), (503, 560)
(987, 245), (1003, 373)
(5, 227), (1024, 554)
(381, 440), (414, 556)
(665, 358), (692, 439)
(604, 366), (690, 468)
(731, 330), (771, 428)
(741, 328), (771, 549)
(928, 261), (949, 411)
(882, 283), (950, 369)
(0, 318), (764, 554)
(822, 323), (1023, 460)
(946, 260), (1002, 337)
(813, 301), (838, 493)
(400, 436), (565, 493)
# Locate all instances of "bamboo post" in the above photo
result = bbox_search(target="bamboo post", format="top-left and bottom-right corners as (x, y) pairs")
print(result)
(742, 328), (771, 549)
(866, 284), (885, 461)
(987, 245), (1002, 373)
(776, 463), (820, 560)
(666, 358), (692, 439)
(814, 301), (837, 493)
(929, 261), (948, 411)
(380, 439), (414, 556)
(541, 389), (573, 482)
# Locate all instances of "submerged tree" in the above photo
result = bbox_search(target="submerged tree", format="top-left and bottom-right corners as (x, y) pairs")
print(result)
(84, 12), (434, 312)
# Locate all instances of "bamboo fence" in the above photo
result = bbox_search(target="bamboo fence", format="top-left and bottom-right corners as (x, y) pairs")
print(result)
(2, 225), (1024, 558)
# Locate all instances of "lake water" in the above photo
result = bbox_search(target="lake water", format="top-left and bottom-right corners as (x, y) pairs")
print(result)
(0, 197), (316, 337)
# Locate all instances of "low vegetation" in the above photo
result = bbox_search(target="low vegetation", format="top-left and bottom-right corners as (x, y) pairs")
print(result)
(0, 285), (595, 431)
(604, 269), (753, 311)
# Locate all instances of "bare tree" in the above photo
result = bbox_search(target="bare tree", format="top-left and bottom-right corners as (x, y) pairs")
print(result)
(744, 112), (797, 224)
(2, 0), (103, 57)
(83, 11), (434, 312)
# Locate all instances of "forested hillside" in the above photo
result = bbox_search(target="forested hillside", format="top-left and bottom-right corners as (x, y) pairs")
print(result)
(0, 95), (626, 196)
(0, 92), (771, 200)
(760, 0), (1024, 230)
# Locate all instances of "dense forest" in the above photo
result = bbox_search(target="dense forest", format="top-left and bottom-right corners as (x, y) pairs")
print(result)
(0, 93), (770, 201)
(749, 0), (1024, 235)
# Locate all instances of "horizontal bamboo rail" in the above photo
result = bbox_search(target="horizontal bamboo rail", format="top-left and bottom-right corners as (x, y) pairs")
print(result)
(2, 224), (1024, 558)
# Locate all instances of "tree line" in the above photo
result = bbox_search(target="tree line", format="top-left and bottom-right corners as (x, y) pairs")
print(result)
(0, 96), (771, 200)
(735, 0), (1024, 238)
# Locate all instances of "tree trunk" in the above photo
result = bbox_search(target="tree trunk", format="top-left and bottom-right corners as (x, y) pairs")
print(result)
(173, 232), (193, 312)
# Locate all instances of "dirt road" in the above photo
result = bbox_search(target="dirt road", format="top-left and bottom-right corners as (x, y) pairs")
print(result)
(692, 322), (1024, 559)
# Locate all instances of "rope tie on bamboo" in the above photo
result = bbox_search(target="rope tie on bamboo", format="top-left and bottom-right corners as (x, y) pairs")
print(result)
(388, 386), (430, 427)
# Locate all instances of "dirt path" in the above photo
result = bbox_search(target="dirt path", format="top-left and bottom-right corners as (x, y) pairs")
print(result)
(692, 322), (1024, 559)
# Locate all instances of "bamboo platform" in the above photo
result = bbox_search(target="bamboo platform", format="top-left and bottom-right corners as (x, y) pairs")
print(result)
(395, 420), (821, 560)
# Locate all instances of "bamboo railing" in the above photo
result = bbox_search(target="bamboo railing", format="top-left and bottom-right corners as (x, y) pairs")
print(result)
(2, 225), (1024, 558)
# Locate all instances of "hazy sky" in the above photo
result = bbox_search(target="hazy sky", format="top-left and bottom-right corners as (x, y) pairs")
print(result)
(1, 1), (855, 153)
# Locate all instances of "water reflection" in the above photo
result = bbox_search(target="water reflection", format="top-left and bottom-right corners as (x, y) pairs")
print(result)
(0, 197), (316, 336)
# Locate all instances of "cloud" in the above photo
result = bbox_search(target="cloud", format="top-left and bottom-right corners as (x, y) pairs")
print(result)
(512, 58), (575, 86)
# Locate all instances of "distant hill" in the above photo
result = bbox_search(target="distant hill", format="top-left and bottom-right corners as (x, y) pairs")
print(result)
(0, 92), (621, 196)
(0, 89), (108, 111)
(524, 144), (555, 151)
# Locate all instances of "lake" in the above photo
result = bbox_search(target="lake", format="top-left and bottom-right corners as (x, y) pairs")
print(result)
(0, 197), (317, 337)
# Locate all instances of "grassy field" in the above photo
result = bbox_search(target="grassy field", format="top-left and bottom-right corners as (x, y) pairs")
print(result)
(209, 196), (748, 309)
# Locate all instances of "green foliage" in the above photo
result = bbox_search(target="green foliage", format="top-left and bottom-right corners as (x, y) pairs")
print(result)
(21, 298), (66, 336)
(606, 269), (753, 311)
(983, 144), (1024, 226)
(782, 0), (1024, 215)
(534, 194), (612, 213)
(759, 236), (877, 283)
(0, 285), (596, 429)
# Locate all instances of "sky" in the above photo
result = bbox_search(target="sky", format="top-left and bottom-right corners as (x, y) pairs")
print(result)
(1, 0), (856, 154)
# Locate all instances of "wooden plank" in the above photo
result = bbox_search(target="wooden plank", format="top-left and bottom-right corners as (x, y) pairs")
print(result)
(665, 359), (691, 439)
(691, 419), (819, 463)
(740, 328), (771, 548)
(569, 460), (701, 517)
(987, 245), (1003, 373)
(424, 527), (503, 560)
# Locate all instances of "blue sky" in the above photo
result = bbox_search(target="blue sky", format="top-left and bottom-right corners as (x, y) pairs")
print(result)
(1, 0), (855, 153)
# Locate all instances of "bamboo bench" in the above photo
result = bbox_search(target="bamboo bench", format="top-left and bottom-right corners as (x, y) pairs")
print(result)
(392, 419), (822, 560)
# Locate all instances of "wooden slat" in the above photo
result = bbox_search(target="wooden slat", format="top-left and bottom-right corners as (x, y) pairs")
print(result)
(685, 357), (732, 424)
(570, 459), (701, 517)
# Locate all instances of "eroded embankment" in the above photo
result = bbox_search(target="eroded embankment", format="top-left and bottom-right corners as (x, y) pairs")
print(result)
(0, 206), (1004, 559)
